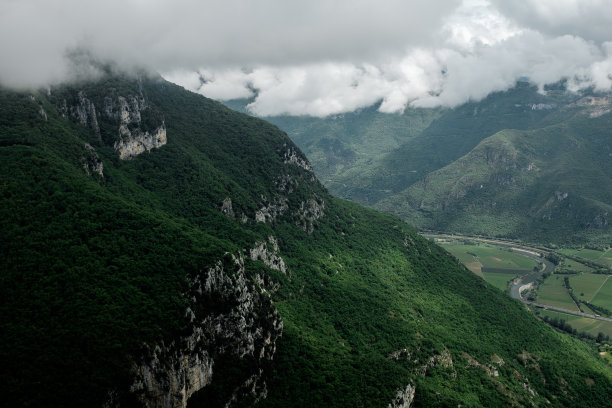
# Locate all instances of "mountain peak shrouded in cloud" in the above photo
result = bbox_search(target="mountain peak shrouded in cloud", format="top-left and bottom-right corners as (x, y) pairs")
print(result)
(2, 0), (612, 116)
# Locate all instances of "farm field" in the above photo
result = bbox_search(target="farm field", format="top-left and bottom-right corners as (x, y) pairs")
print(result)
(570, 274), (610, 302)
(557, 259), (595, 273)
(537, 276), (580, 312)
(558, 248), (612, 268)
(440, 243), (538, 291)
(592, 278), (612, 311)
(537, 309), (612, 338)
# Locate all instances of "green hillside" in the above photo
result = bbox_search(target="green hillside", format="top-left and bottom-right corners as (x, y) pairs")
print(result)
(230, 83), (611, 245)
(378, 108), (612, 245)
(2, 73), (612, 407)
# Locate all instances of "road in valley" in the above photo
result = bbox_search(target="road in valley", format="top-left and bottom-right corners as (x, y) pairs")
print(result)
(423, 233), (612, 323)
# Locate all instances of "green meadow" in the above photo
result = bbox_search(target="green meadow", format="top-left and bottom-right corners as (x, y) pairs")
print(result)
(440, 243), (538, 290)
(536, 276), (580, 312)
(570, 274), (611, 302)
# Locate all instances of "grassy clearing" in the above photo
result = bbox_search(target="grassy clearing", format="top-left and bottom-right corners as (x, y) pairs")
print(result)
(571, 274), (610, 302)
(536, 309), (612, 338)
(537, 276), (580, 311)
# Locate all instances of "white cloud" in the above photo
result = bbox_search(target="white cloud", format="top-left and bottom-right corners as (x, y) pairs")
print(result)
(0, 0), (456, 88)
(2, 0), (612, 116)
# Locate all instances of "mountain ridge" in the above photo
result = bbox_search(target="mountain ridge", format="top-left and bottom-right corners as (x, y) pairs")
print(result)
(224, 82), (612, 245)
(2, 73), (611, 407)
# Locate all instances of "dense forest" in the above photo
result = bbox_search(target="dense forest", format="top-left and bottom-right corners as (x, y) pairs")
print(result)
(2, 71), (611, 407)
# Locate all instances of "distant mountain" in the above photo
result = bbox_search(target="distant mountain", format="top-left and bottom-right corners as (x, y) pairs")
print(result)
(378, 105), (612, 246)
(227, 83), (612, 245)
(2, 72), (611, 407)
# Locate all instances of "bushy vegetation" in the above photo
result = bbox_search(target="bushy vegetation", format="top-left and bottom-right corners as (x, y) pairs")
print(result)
(1, 75), (612, 407)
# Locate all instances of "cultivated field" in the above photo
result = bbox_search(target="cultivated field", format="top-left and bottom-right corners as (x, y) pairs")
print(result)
(570, 274), (610, 302)
(558, 248), (612, 268)
(592, 278), (612, 311)
(536, 276), (580, 312)
(440, 243), (538, 290)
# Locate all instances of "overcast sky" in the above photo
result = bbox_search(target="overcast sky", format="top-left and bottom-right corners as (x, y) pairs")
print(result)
(2, 0), (612, 116)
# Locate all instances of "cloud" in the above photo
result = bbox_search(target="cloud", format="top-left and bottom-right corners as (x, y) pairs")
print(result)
(170, 30), (610, 116)
(0, 0), (456, 88)
(2, 0), (612, 117)
(489, 0), (612, 43)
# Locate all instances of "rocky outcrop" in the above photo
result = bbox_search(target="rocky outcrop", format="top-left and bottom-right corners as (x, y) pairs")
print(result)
(574, 96), (612, 106)
(70, 91), (101, 138)
(127, 254), (283, 408)
(114, 124), (167, 160)
(250, 236), (288, 274)
(108, 94), (167, 160)
(59, 88), (166, 159)
(281, 144), (312, 172)
(295, 197), (325, 233)
(38, 107), (48, 121)
(463, 352), (499, 378)
(255, 196), (289, 223)
(388, 384), (416, 408)
(417, 349), (455, 377)
(220, 197), (235, 218)
(275, 174), (298, 194)
(81, 143), (104, 177)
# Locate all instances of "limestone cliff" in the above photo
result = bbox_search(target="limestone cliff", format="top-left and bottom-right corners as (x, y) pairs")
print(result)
(56, 86), (166, 160)
(127, 254), (282, 408)
(81, 143), (104, 178)
(388, 384), (416, 408)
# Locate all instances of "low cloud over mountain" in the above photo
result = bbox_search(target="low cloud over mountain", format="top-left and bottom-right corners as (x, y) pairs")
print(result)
(3, 0), (612, 116)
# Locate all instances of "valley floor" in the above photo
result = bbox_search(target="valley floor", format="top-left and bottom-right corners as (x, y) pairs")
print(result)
(428, 233), (612, 341)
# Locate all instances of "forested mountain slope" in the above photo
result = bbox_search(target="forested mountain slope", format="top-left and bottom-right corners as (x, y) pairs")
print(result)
(2, 72), (611, 407)
(378, 107), (612, 246)
(228, 83), (612, 245)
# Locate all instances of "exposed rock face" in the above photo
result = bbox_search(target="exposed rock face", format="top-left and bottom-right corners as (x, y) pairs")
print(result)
(115, 124), (167, 160)
(128, 254), (283, 408)
(130, 342), (213, 408)
(250, 236), (288, 274)
(38, 107), (48, 121)
(275, 174), (298, 194)
(388, 384), (416, 408)
(57, 91), (101, 139)
(281, 144), (313, 172)
(417, 349), (455, 377)
(295, 197), (325, 233)
(60, 88), (166, 159)
(574, 95), (612, 106)
(81, 143), (104, 177)
(220, 197), (235, 218)
(107, 94), (167, 160)
(255, 196), (289, 223)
